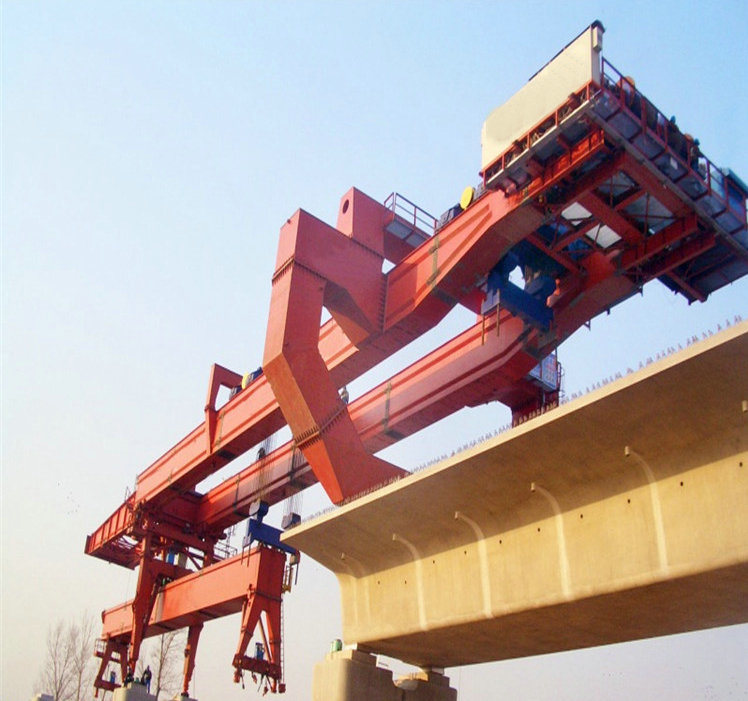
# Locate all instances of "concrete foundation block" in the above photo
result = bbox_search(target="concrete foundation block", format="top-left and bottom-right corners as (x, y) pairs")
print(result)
(396, 670), (457, 701)
(313, 649), (400, 701)
(313, 650), (457, 700)
(113, 684), (157, 701)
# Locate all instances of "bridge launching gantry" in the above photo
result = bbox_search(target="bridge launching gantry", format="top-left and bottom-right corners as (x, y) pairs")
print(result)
(86, 21), (747, 697)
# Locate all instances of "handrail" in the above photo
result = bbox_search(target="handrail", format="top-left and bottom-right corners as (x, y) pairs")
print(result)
(600, 58), (745, 227)
(384, 192), (437, 235)
(480, 55), (746, 234)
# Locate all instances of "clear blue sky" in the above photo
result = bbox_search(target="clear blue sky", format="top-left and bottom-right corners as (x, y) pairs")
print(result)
(2, 2), (747, 700)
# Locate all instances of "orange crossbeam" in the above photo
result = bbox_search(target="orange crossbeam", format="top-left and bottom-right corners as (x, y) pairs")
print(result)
(101, 546), (286, 640)
(199, 311), (542, 528)
(89, 135), (655, 557)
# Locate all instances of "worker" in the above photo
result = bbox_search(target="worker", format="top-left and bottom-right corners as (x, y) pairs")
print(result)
(685, 134), (701, 169)
(619, 75), (633, 100)
(340, 386), (349, 404)
(109, 670), (116, 686)
(242, 367), (264, 390)
(143, 666), (152, 694)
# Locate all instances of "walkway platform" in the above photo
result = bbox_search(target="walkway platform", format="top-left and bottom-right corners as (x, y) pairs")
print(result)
(284, 322), (748, 668)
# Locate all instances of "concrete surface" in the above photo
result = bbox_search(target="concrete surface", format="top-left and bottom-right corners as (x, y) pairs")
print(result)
(113, 684), (156, 701)
(285, 321), (748, 668)
(312, 649), (456, 701)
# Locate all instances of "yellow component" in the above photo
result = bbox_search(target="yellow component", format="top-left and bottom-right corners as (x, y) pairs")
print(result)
(241, 372), (251, 390)
(460, 186), (475, 210)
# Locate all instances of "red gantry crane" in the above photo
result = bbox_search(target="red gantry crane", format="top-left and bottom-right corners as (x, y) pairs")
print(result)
(86, 22), (748, 696)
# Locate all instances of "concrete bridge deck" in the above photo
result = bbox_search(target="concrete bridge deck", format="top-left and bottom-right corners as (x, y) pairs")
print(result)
(284, 322), (748, 668)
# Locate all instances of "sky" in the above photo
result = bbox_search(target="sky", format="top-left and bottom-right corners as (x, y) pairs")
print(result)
(2, 1), (747, 700)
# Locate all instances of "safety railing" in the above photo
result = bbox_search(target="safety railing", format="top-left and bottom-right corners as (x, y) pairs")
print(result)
(479, 55), (746, 234)
(215, 533), (238, 561)
(384, 192), (437, 235)
(599, 57), (746, 229)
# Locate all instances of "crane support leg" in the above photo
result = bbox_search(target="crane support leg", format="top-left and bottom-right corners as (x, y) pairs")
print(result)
(181, 623), (203, 696)
(263, 210), (405, 504)
(93, 638), (129, 696)
(231, 546), (288, 691)
(128, 540), (162, 676)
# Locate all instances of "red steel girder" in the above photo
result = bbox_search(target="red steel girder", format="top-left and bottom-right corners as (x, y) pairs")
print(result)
(577, 190), (644, 246)
(262, 132), (613, 504)
(619, 151), (689, 217)
(651, 233), (715, 278)
(89, 135), (627, 556)
(89, 135), (613, 553)
(99, 546), (289, 686)
(620, 213), (699, 270)
(89, 147), (698, 559)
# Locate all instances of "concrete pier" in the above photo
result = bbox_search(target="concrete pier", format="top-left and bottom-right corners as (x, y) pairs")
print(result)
(111, 685), (196, 701)
(113, 684), (156, 701)
(312, 649), (456, 700)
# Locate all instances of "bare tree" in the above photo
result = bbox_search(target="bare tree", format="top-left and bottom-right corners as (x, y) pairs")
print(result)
(35, 613), (97, 701)
(69, 612), (96, 701)
(36, 620), (74, 701)
(148, 631), (185, 700)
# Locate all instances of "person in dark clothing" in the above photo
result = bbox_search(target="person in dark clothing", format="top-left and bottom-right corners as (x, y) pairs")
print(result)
(143, 666), (152, 694)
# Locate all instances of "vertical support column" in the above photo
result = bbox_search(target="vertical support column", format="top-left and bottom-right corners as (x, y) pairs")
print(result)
(231, 547), (287, 693)
(181, 623), (203, 697)
(93, 639), (129, 696)
(312, 650), (457, 700)
(129, 535), (161, 676)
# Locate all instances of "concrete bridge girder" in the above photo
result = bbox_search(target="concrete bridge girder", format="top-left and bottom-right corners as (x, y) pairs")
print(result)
(286, 322), (748, 670)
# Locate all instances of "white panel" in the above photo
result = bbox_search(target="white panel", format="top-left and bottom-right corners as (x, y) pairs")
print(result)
(481, 23), (604, 171)
(585, 224), (621, 249)
(562, 202), (592, 221)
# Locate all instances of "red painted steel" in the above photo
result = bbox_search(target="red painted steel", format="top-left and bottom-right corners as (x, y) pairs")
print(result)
(87, 43), (748, 696)
(95, 546), (289, 693)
